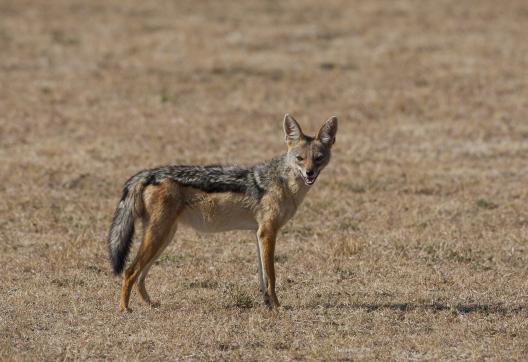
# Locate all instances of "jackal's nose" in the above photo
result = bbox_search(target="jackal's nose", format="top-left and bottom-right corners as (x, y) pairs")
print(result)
(306, 169), (315, 177)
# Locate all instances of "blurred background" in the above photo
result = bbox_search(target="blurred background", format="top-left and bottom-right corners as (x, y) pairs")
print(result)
(1, 0), (527, 359)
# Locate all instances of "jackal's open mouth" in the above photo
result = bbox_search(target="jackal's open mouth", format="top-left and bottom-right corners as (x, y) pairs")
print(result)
(301, 173), (318, 186)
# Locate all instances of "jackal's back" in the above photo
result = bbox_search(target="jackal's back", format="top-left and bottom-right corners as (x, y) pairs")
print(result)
(131, 157), (289, 200)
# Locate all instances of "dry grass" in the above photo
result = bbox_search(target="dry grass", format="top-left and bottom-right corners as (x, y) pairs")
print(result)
(1, 0), (528, 359)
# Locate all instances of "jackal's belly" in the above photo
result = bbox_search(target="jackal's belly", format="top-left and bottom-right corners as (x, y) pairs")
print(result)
(179, 193), (258, 232)
(179, 207), (257, 232)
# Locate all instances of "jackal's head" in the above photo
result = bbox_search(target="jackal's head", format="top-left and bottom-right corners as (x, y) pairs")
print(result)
(283, 114), (338, 186)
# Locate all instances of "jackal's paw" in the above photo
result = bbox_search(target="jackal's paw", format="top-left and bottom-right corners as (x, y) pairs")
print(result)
(118, 306), (133, 313)
(272, 296), (281, 309)
(262, 293), (272, 308)
(149, 301), (161, 309)
(262, 294), (281, 310)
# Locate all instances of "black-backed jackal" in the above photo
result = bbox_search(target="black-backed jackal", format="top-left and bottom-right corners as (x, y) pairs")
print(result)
(108, 114), (338, 311)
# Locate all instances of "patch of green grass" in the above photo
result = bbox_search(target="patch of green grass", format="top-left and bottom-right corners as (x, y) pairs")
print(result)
(188, 279), (218, 289)
(476, 199), (498, 210)
(445, 249), (473, 264)
(335, 266), (355, 279)
(160, 91), (170, 103)
(155, 254), (184, 265)
(51, 277), (85, 288)
(415, 187), (436, 196)
(337, 182), (366, 193)
(274, 254), (288, 263)
(51, 30), (79, 46)
(232, 290), (253, 309)
(337, 220), (360, 231)
(223, 285), (254, 309)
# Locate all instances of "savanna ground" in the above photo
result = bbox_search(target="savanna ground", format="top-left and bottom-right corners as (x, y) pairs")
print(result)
(1, 0), (528, 360)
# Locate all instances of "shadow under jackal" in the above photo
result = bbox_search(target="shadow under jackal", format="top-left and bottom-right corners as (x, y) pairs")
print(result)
(108, 114), (338, 311)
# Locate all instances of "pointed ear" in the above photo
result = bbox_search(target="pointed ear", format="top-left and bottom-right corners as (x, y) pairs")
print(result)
(283, 113), (304, 146)
(317, 116), (338, 147)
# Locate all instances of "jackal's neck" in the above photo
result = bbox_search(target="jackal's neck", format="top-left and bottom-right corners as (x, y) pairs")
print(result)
(273, 153), (311, 201)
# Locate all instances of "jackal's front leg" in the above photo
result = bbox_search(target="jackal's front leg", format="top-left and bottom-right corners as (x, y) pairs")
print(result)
(255, 237), (265, 295)
(256, 224), (280, 309)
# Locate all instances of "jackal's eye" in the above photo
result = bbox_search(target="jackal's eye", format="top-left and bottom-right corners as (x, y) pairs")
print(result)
(314, 154), (324, 163)
(296, 155), (304, 161)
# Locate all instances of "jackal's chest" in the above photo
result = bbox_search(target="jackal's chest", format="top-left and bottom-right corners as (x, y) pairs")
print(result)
(277, 192), (307, 226)
(179, 191), (258, 232)
(265, 183), (310, 228)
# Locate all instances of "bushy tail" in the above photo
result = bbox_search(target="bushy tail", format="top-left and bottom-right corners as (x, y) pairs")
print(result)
(107, 173), (147, 274)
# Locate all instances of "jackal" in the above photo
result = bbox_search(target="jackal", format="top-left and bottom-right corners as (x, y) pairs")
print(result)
(108, 114), (338, 311)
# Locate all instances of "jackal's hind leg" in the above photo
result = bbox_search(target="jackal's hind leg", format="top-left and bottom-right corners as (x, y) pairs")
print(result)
(119, 258), (140, 313)
(135, 222), (177, 307)
(118, 180), (182, 312)
(119, 226), (174, 312)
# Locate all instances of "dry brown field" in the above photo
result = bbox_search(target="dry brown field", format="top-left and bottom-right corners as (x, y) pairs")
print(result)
(1, 0), (528, 360)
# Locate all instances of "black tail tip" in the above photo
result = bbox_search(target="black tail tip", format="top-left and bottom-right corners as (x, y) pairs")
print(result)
(111, 257), (125, 275)
(110, 253), (126, 275)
